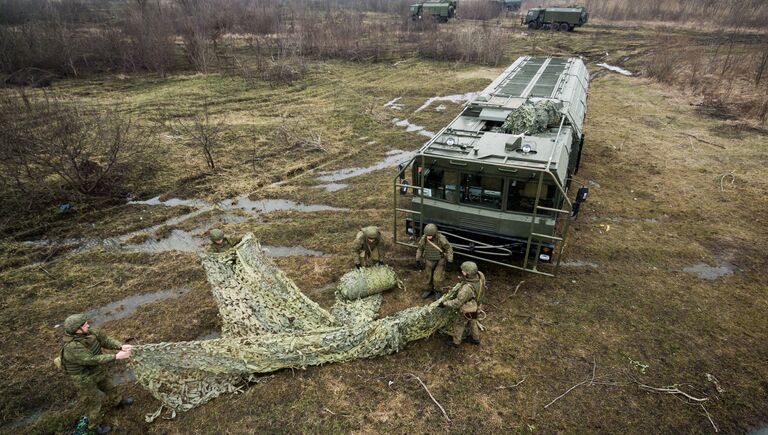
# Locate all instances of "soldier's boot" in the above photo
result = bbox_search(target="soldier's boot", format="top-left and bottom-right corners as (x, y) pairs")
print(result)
(432, 290), (441, 300)
(421, 289), (434, 299)
(445, 336), (459, 348)
(468, 337), (481, 345)
(468, 320), (481, 345)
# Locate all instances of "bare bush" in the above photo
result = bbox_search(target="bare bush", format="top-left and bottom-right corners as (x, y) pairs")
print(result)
(417, 24), (507, 66)
(643, 33), (677, 84)
(296, 10), (393, 62)
(0, 91), (154, 200)
(459, 0), (503, 20)
(166, 100), (227, 170)
(582, 0), (768, 28)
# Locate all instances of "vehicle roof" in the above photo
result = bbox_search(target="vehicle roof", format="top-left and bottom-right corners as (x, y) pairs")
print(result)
(417, 56), (589, 177)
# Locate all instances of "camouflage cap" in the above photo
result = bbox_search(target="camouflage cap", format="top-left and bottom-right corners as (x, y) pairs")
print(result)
(363, 226), (379, 239)
(461, 261), (478, 277)
(209, 228), (225, 242)
(424, 223), (437, 236)
(64, 313), (88, 334)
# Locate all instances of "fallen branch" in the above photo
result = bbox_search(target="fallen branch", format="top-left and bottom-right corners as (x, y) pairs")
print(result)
(544, 360), (596, 409)
(717, 171), (736, 191)
(701, 404), (719, 433)
(513, 280), (525, 295)
(496, 378), (526, 390)
(407, 373), (451, 423)
(637, 384), (708, 402)
(678, 132), (726, 149)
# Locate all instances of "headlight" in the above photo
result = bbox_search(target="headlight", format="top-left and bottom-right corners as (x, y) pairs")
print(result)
(521, 143), (532, 153)
(539, 254), (551, 261)
(446, 137), (456, 146)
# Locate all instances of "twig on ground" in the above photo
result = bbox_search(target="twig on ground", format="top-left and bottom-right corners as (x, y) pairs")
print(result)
(84, 280), (108, 290)
(39, 265), (55, 279)
(407, 373), (451, 423)
(637, 384), (708, 402)
(544, 360), (596, 409)
(513, 280), (525, 295)
(717, 171), (736, 191)
(678, 132), (726, 149)
(701, 404), (719, 433)
(496, 378), (526, 390)
(324, 407), (336, 415)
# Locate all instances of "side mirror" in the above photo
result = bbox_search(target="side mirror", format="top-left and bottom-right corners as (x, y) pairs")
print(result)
(571, 186), (589, 218)
(400, 180), (409, 196)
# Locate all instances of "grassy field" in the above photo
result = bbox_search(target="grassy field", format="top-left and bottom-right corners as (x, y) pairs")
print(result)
(1, 20), (767, 434)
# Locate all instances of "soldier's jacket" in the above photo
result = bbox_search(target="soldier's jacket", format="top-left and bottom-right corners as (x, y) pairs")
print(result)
(352, 231), (383, 265)
(416, 233), (454, 262)
(208, 236), (242, 253)
(61, 328), (122, 380)
(444, 272), (486, 313)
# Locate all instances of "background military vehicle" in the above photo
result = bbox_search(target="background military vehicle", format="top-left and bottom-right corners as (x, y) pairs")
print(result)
(394, 56), (590, 276)
(522, 6), (589, 31)
(410, 0), (458, 22)
(496, 0), (522, 11)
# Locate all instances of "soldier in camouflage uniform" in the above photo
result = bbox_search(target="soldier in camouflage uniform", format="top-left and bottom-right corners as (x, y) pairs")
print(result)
(352, 226), (384, 268)
(439, 261), (486, 346)
(60, 314), (133, 434)
(416, 223), (454, 299)
(208, 228), (242, 253)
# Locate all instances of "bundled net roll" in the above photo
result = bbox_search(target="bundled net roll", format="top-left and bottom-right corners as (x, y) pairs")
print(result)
(502, 100), (562, 135)
(129, 234), (454, 420)
(337, 265), (399, 301)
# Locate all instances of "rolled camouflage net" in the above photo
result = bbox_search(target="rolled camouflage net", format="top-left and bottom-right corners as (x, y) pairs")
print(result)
(129, 234), (454, 420)
(502, 99), (563, 135)
(337, 265), (399, 300)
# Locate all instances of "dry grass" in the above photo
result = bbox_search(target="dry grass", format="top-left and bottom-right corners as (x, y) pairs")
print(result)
(1, 19), (767, 435)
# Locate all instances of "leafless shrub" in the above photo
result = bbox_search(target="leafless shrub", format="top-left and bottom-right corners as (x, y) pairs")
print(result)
(271, 123), (327, 154)
(459, 0), (503, 21)
(114, 0), (177, 75)
(754, 45), (768, 85)
(417, 24), (507, 66)
(643, 33), (676, 84)
(296, 10), (393, 62)
(0, 91), (155, 200)
(582, 0), (768, 28)
(166, 99), (227, 170)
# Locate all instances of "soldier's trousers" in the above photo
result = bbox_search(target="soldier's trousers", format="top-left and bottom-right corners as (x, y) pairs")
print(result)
(423, 258), (446, 291)
(73, 374), (121, 428)
(452, 315), (480, 346)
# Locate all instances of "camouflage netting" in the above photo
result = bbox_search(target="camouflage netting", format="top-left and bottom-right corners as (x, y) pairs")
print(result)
(129, 234), (455, 421)
(502, 100), (563, 135)
(337, 265), (400, 300)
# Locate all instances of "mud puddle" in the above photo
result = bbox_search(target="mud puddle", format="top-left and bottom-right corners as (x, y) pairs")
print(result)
(223, 197), (345, 213)
(85, 287), (193, 326)
(261, 245), (326, 257)
(317, 149), (416, 182)
(314, 183), (349, 192)
(681, 263), (736, 280)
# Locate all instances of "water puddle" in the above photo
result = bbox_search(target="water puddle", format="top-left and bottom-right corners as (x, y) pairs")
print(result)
(129, 196), (209, 208)
(316, 149), (416, 182)
(414, 92), (478, 112)
(384, 97), (404, 111)
(561, 259), (598, 268)
(435, 104), (447, 112)
(85, 287), (192, 326)
(314, 183), (349, 192)
(681, 263), (735, 280)
(261, 245), (326, 257)
(222, 197), (346, 213)
(596, 63), (633, 76)
(124, 229), (206, 253)
(392, 118), (436, 138)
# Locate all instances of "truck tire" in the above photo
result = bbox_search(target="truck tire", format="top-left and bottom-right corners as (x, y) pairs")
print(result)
(550, 23), (558, 31)
(560, 22), (570, 31)
(528, 21), (535, 29)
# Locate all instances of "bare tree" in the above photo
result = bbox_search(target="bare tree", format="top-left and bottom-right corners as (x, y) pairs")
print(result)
(169, 100), (226, 170)
(755, 44), (768, 85)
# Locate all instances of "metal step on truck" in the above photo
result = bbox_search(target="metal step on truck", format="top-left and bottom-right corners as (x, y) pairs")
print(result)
(393, 56), (590, 276)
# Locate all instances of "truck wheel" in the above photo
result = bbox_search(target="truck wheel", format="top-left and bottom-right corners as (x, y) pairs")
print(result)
(560, 22), (570, 31)
(528, 22), (535, 29)
(550, 23), (558, 31)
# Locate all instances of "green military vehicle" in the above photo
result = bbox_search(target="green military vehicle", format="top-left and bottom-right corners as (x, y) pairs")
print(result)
(522, 6), (589, 31)
(393, 56), (590, 276)
(410, 0), (458, 22)
(497, 0), (522, 11)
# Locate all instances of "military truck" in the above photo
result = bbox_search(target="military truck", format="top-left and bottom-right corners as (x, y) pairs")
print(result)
(410, 0), (457, 22)
(496, 0), (522, 11)
(522, 6), (589, 31)
(393, 56), (590, 276)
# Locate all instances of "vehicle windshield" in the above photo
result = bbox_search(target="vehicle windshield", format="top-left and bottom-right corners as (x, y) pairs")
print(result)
(507, 180), (557, 215)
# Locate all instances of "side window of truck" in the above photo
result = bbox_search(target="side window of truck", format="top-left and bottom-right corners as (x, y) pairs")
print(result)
(506, 181), (557, 215)
(460, 174), (502, 209)
(423, 168), (458, 202)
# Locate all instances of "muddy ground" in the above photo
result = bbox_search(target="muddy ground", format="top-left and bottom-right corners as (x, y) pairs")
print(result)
(1, 20), (767, 434)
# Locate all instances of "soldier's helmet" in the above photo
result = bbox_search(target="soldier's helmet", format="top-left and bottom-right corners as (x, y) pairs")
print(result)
(424, 223), (438, 236)
(363, 226), (379, 239)
(209, 228), (225, 242)
(64, 313), (88, 334)
(461, 261), (479, 277)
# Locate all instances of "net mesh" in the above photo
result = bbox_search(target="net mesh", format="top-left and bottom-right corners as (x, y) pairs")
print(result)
(502, 99), (562, 135)
(129, 234), (455, 420)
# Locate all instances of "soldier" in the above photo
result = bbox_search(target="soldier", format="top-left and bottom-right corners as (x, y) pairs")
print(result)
(208, 228), (242, 253)
(352, 226), (384, 268)
(416, 223), (454, 299)
(438, 261), (486, 347)
(59, 314), (133, 434)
